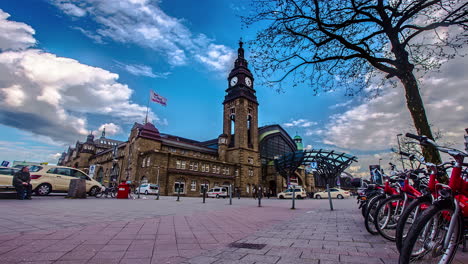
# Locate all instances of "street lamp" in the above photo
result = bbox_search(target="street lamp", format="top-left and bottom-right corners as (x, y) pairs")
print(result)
(397, 133), (405, 170)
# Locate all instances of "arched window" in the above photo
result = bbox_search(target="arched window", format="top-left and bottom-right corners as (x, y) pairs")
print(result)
(146, 157), (150, 167)
(247, 115), (252, 147)
(230, 114), (235, 147)
(110, 164), (120, 183)
(141, 176), (148, 184)
(96, 168), (104, 183)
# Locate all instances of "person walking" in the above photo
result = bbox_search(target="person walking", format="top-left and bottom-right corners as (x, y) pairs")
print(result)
(12, 166), (32, 200)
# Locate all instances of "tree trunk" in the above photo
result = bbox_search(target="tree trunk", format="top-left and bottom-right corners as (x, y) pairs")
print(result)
(398, 71), (442, 165)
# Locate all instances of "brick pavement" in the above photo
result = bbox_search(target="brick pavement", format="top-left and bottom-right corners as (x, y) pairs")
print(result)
(0, 197), (466, 263)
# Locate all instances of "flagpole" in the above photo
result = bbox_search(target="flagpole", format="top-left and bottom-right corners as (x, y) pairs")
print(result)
(145, 90), (150, 124)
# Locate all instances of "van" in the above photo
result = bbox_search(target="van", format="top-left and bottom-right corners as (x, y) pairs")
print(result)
(28, 165), (103, 196)
(207, 186), (228, 198)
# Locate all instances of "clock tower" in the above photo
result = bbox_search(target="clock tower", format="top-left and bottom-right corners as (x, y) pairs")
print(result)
(220, 40), (260, 191)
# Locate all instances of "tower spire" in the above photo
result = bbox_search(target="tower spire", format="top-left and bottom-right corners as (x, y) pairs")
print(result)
(101, 127), (106, 138)
(238, 38), (244, 59)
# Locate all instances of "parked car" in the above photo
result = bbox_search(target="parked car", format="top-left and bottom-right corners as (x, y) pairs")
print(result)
(136, 184), (159, 195)
(207, 186), (228, 198)
(277, 187), (307, 199)
(28, 165), (103, 196)
(0, 167), (20, 192)
(314, 188), (350, 199)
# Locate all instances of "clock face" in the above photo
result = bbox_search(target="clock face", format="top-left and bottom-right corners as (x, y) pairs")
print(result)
(245, 77), (252, 87)
(230, 76), (238, 86)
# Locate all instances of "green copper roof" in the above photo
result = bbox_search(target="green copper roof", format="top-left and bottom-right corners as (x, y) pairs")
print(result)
(294, 135), (302, 140)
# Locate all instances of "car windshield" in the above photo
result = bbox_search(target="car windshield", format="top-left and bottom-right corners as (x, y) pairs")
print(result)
(28, 165), (42, 172)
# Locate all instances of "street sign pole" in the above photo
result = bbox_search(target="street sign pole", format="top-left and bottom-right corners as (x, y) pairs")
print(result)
(291, 185), (296, 210)
(327, 184), (334, 211)
(229, 184), (232, 205)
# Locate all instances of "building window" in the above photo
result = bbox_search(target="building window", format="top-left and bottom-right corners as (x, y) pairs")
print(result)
(142, 158), (146, 168)
(181, 161), (186, 169)
(191, 180), (196, 191)
(235, 169), (239, 176)
(146, 157), (150, 167)
(214, 182), (220, 187)
(216, 166), (220, 174)
(226, 168), (230, 175)
(189, 162), (194, 170)
(201, 164), (205, 172)
(206, 164), (210, 172)
(200, 182), (209, 194)
(194, 162), (198, 171)
(248, 169), (254, 177)
(176, 160), (181, 169)
(248, 157), (253, 164)
(174, 181), (185, 194)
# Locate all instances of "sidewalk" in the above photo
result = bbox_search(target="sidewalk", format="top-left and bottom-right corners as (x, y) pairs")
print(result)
(0, 198), (466, 263)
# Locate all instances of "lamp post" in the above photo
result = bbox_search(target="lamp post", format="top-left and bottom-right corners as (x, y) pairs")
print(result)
(156, 166), (160, 200)
(397, 133), (405, 170)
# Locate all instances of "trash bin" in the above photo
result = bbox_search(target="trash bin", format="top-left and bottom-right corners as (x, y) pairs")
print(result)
(117, 182), (129, 199)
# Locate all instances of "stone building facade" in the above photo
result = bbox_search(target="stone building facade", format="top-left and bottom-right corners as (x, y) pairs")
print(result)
(58, 42), (314, 196)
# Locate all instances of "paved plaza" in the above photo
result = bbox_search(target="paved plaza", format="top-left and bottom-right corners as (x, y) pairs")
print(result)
(0, 196), (466, 264)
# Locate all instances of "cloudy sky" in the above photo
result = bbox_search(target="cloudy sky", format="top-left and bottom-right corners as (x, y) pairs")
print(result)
(0, 0), (466, 178)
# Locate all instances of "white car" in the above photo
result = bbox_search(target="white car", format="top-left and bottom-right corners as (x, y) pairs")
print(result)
(207, 186), (229, 198)
(277, 187), (307, 199)
(314, 188), (350, 199)
(136, 184), (159, 195)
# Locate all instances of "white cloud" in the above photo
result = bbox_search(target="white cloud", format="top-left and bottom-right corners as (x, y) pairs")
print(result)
(0, 10), (151, 144)
(51, 0), (236, 72)
(0, 10), (36, 51)
(94, 123), (121, 137)
(283, 119), (317, 128)
(115, 61), (170, 78)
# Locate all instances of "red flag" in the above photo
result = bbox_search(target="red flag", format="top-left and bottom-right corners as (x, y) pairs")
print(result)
(150, 90), (167, 106)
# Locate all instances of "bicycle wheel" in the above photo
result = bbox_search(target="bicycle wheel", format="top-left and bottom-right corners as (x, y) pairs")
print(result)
(399, 201), (462, 264)
(95, 190), (103, 198)
(364, 194), (385, 235)
(374, 194), (405, 241)
(396, 195), (432, 252)
(110, 189), (116, 198)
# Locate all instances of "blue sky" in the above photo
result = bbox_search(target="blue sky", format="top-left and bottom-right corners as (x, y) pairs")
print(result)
(0, 0), (466, 177)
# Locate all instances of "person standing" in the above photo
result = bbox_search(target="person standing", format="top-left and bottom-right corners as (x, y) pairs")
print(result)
(12, 166), (32, 200)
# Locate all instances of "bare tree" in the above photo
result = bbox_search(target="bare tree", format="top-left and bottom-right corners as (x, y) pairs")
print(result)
(244, 0), (468, 164)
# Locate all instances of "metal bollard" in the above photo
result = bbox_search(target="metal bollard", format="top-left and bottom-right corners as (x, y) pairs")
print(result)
(327, 184), (334, 211)
(229, 184), (232, 205)
(291, 185), (296, 210)
(258, 185), (262, 207)
(203, 187), (206, 204)
(177, 187), (180, 202)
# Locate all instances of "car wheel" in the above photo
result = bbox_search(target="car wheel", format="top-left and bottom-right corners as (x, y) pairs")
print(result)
(279, 195), (284, 199)
(89, 186), (100, 196)
(315, 195), (321, 199)
(35, 183), (51, 196)
(145, 190), (149, 195)
(216, 194), (220, 198)
(337, 194), (344, 199)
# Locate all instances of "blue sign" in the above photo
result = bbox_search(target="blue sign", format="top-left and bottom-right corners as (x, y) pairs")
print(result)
(1, 161), (9, 167)
(310, 162), (317, 169)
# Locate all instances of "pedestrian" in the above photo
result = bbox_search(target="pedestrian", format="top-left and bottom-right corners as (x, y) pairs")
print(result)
(12, 166), (32, 200)
(236, 187), (241, 199)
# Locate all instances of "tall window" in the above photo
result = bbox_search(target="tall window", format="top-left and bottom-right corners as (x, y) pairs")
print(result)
(230, 114), (235, 147)
(206, 164), (210, 172)
(248, 169), (254, 177)
(216, 166), (220, 174)
(189, 162), (194, 170)
(200, 182), (209, 194)
(201, 164), (205, 172)
(176, 160), (181, 169)
(146, 157), (150, 167)
(174, 180), (185, 194)
(247, 115), (252, 147)
(142, 158), (146, 167)
(191, 180), (196, 191)
(181, 161), (186, 169)
(194, 163), (198, 171)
